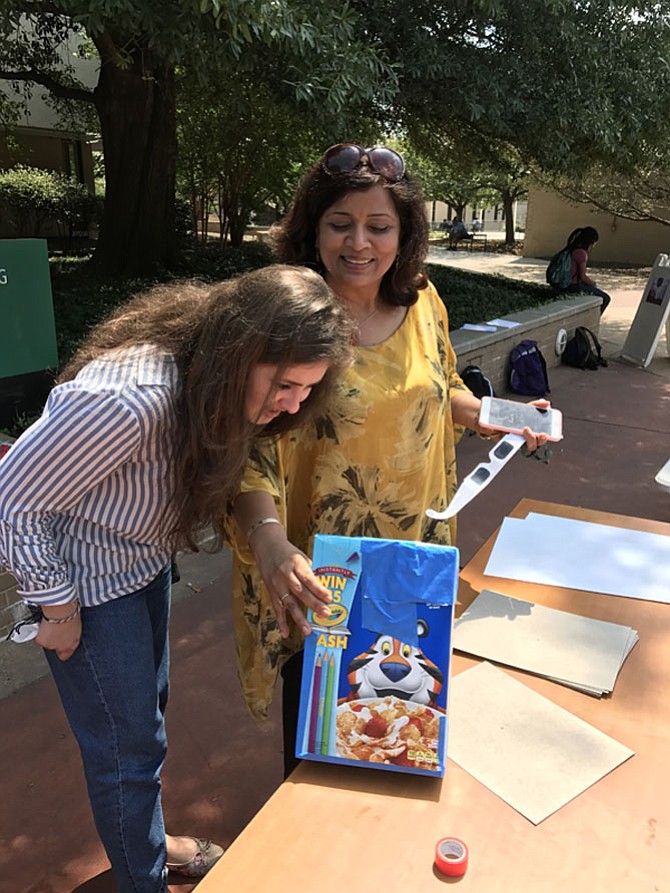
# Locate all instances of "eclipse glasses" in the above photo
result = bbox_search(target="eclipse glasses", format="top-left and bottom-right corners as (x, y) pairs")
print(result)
(426, 434), (526, 521)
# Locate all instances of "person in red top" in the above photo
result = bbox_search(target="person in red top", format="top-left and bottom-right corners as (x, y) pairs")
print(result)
(564, 226), (611, 314)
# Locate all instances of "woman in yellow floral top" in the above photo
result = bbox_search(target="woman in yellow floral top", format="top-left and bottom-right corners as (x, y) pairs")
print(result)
(230, 145), (548, 774)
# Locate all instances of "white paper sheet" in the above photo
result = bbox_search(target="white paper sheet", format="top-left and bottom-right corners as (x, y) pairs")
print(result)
(486, 318), (520, 328)
(453, 589), (638, 695)
(484, 513), (670, 603)
(462, 323), (497, 332)
(448, 662), (634, 824)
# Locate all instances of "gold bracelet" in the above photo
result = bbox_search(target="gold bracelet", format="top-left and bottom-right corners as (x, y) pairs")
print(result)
(42, 601), (81, 624)
(245, 517), (282, 541)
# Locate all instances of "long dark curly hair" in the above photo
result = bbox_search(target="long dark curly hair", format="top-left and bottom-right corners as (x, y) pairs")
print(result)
(272, 152), (429, 306)
(60, 265), (354, 550)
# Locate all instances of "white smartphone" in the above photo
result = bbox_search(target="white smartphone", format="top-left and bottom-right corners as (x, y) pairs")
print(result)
(478, 396), (563, 441)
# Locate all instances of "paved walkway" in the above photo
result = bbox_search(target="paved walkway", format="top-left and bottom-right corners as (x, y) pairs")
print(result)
(1, 253), (668, 893)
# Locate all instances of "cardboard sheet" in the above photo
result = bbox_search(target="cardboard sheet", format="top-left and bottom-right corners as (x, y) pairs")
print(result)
(484, 512), (670, 603)
(453, 589), (638, 695)
(448, 662), (634, 824)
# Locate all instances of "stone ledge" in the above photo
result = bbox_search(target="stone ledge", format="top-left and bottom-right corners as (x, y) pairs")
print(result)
(0, 573), (23, 641)
(451, 293), (602, 395)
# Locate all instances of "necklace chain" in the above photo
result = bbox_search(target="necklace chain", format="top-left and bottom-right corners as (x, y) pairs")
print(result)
(358, 306), (379, 325)
(345, 299), (380, 327)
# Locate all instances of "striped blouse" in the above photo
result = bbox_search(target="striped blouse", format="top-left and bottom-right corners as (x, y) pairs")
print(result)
(0, 345), (179, 608)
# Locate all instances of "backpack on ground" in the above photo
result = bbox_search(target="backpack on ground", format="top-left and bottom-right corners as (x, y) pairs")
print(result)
(461, 364), (495, 399)
(546, 248), (572, 289)
(562, 326), (608, 370)
(509, 339), (551, 397)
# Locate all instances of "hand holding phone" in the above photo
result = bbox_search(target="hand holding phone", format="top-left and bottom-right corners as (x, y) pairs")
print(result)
(478, 397), (563, 441)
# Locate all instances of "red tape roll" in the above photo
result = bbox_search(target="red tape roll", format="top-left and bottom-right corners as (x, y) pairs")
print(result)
(434, 837), (469, 877)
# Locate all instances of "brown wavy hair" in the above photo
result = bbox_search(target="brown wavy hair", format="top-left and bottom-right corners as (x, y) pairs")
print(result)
(272, 153), (429, 306)
(59, 265), (354, 550)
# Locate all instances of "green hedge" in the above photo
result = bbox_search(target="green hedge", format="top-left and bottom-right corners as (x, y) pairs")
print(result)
(425, 263), (559, 330)
(50, 248), (556, 369)
(50, 243), (275, 368)
(0, 166), (99, 242)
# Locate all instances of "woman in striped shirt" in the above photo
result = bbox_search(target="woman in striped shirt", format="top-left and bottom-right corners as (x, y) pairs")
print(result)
(0, 265), (353, 893)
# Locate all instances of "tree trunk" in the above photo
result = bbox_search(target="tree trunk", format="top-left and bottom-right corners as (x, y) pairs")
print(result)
(92, 48), (176, 276)
(229, 208), (247, 248)
(502, 191), (516, 245)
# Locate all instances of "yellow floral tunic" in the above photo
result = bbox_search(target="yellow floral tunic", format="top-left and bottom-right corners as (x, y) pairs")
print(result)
(229, 281), (469, 719)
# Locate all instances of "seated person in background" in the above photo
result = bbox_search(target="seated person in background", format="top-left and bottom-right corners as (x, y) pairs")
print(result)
(564, 226), (611, 315)
(448, 216), (472, 248)
(471, 217), (482, 233)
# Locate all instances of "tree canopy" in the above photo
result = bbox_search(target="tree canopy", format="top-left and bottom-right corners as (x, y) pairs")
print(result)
(0, 1), (393, 273)
(354, 0), (670, 176)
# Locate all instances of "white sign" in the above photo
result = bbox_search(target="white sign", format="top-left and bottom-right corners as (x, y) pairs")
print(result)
(621, 252), (670, 367)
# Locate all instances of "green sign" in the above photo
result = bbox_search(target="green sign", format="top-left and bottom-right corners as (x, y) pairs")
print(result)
(0, 239), (58, 378)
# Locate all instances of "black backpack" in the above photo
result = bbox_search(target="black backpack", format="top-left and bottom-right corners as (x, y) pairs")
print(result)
(461, 364), (495, 399)
(509, 339), (550, 397)
(562, 326), (608, 370)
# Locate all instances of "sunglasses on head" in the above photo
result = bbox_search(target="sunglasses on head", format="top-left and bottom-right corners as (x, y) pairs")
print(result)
(321, 144), (406, 183)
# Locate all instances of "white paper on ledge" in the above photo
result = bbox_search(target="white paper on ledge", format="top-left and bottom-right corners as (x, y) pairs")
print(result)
(453, 589), (638, 695)
(462, 323), (498, 332)
(484, 513), (670, 603)
(486, 318), (520, 328)
(448, 662), (635, 824)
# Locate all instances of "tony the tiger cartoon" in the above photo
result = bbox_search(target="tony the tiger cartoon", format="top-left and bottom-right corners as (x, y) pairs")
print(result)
(343, 622), (444, 708)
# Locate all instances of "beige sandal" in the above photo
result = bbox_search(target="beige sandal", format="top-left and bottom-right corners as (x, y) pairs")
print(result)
(166, 837), (224, 877)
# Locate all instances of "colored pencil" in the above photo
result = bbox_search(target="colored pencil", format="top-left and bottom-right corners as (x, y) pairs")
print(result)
(307, 651), (323, 753)
(315, 649), (328, 753)
(321, 654), (336, 756)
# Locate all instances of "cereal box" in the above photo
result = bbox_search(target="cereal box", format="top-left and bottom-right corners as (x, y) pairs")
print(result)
(296, 535), (458, 777)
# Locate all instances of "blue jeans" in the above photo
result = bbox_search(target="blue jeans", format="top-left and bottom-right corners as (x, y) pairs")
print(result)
(566, 282), (611, 314)
(46, 567), (171, 893)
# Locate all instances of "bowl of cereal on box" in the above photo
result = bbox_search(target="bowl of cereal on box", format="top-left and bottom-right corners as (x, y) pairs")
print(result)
(336, 697), (443, 770)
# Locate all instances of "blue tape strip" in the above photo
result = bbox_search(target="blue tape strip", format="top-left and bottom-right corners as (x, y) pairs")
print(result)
(359, 540), (458, 645)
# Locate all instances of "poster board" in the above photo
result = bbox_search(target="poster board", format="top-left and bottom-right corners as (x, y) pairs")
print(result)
(0, 239), (58, 378)
(620, 253), (670, 367)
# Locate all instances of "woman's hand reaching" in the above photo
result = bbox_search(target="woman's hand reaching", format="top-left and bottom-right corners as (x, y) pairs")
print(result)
(249, 523), (331, 638)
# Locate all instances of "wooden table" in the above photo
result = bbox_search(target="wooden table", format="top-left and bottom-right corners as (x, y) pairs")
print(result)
(197, 500), (670, 893)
